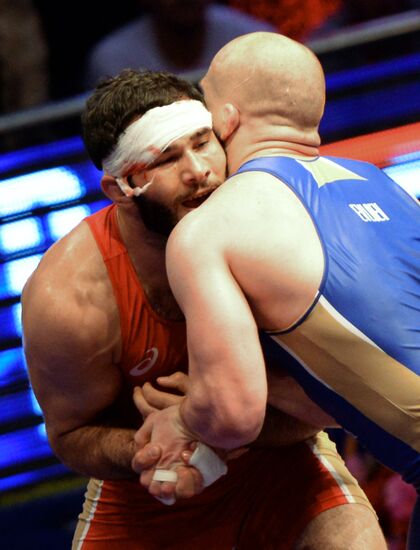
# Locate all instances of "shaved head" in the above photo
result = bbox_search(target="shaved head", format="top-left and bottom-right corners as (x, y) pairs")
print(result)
(202, 32), (325, 133)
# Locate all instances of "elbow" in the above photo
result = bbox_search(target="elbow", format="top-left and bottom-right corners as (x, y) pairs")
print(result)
(46, 426), (88, 477)
(46, 429), (75, 471)
(184, 391), (266, 449)
(213, 405), (265, 449)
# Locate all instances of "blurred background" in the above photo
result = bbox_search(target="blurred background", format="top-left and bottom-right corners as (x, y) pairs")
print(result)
(0, 1), (419, 548)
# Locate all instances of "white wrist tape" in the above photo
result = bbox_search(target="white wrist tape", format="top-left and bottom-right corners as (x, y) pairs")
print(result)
(188, 443), (228, 488)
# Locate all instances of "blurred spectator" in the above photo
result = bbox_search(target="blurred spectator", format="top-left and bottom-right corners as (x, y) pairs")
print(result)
(34, 0), (139, 100)
(341, 434), (416, 549)
(227, 0), (343, 41)
(384, 473), (417, 550)
(0, 0), (49, 114)
(334, 0), (414, 26)
(84, 0), (276, 89)
(227, 0), (414, 41)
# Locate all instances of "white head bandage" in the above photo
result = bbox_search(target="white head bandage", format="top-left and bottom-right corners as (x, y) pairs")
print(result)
(102, 100), (212, 196)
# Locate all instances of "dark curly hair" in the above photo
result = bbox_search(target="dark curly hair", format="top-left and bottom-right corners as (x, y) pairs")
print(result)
(81, 69), (204, 169)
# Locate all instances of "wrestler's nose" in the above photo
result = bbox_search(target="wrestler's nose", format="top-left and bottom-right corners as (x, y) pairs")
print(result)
(182, 151), (210, 186)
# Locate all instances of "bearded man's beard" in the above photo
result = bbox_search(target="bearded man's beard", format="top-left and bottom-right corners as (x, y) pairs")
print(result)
(133, 194), (178, 237)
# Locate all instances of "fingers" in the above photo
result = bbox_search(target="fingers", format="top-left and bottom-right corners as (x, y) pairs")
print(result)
(181, 441), (198, 464)
(139, 464), (204, 503)
(132, 405), (202, 504)
(133, 386), (158, 418)
(149, 472), (180, 501)
(156, 372), (189, 395)
(132, 443), (162, 474)
(141, 382), (183, 410)
(133, 373), (190, 420)
(134, 413), (153, 450)
(134, 374), (189, 419)
(175, 465), (204, 499)
(140, 465), (179, 503)
(226, 447), (249, 460)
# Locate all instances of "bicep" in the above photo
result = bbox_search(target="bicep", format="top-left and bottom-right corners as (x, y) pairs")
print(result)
(166, 232), (267, 403)
(22, 287), (122, 440)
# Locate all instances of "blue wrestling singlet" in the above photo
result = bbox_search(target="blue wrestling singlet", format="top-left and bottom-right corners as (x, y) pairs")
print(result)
(237, 155), (420, 489)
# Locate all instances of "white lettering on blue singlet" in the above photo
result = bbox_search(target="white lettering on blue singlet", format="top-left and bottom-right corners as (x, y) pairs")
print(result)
(348, 202), (390, 222)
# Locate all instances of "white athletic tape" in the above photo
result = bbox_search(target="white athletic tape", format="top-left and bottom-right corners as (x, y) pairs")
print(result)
(188, 443), (228, 487)
(150, 444), (227, 506)
(152, 469), (178, 483)
(115, 176), (154, 197)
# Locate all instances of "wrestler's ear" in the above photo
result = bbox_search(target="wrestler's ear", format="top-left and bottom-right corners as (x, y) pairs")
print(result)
(101, 175), (129, 205)
(219, 103), (240, 142)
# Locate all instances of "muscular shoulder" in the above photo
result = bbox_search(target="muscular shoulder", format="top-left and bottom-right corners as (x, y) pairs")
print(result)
(168, 170), (324, 329)
(171, 170), (312, 251)
(166, 170), (305, 283)
(22, 220), (118, 361)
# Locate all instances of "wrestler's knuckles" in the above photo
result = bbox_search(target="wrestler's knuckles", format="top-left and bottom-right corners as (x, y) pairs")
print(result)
(175, 466), (204, 499)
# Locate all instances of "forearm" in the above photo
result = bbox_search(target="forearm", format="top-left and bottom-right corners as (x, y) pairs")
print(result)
(251, 405), (320, 448)
(50, 424), (137, 480)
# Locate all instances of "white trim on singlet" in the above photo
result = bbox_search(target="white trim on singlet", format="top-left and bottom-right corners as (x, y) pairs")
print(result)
(74, 479), (104, 550)
(305, 437), (356, 503)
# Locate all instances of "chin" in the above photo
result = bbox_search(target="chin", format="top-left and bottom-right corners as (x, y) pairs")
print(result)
(178, 206), (197, 219)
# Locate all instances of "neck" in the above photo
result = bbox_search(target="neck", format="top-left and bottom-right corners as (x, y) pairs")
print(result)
(116, 206), (184, 320)
(116, 205), (167, 254)
(226, 124), (320, 174)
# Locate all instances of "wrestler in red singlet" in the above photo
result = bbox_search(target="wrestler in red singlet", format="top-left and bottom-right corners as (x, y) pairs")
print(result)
(73, 204), (373, 550)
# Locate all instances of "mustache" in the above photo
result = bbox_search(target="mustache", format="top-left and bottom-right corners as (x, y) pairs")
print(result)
(178, 184), (220, 203)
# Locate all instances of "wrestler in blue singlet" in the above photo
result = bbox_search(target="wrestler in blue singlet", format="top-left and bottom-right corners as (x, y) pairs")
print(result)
(237, 155), (420, 548)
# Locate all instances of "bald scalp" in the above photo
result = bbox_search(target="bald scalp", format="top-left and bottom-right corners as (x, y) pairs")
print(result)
(206, 32), (325, 131)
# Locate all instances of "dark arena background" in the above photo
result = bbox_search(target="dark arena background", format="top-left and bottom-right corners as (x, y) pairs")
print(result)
(0, 5), (419, 549)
